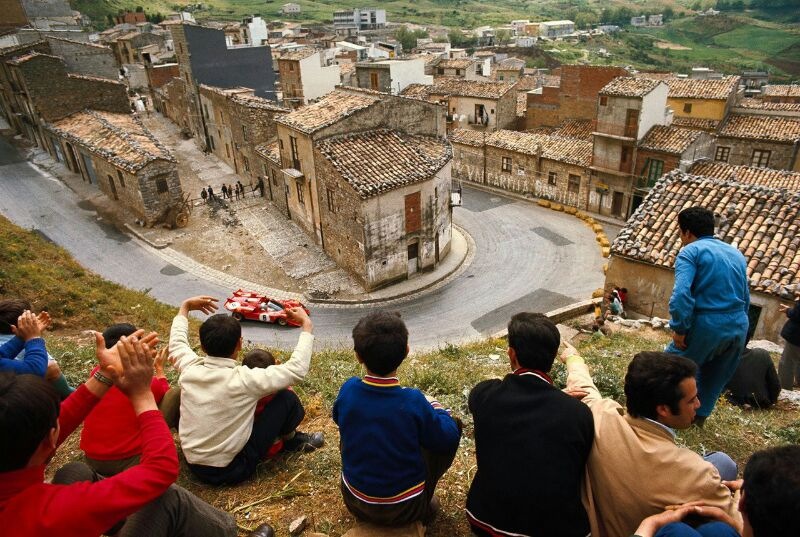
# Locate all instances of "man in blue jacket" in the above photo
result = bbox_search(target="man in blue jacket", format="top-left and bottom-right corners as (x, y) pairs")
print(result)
(666, 207), (749, 425)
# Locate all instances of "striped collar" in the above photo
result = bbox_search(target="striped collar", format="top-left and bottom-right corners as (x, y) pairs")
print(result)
(362, 375), (400, 387)
(512, 368), (553, 385)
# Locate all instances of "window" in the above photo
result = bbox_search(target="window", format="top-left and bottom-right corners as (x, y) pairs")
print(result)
(751, 149), (771, 168)
(714, 146), (730, 162)
(156, 177), (169, 194)
(548, 171), (557, 186)
(117, 170), (125, 188)
(326, 188), (337, 213)
(243, 156), (250, 172)
(599, 95), (608, 106)
(568, 174), (580, 194)
(437, 68), (444, 75)
(683, 103), (692, 113)
(296, 182), (304, 204)
(621, 146), (630, 163)
(646, 159), (664, 185)
(242, 125), (248, 141)
(501, 157), (512, 172)
(289, 136), (300, 171)
(288, 62), (294, 71)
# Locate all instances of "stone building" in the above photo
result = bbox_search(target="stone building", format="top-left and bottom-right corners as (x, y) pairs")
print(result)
(45, 110), (182, 224)
(662, 76), (741, 128)
(762, 84), (800, 104)
(714, 114), (800, 171)
(0, 40), (50, 133)
(272, 88), (451, 289)
(110, 31), (166, 66)
(355, 58), (431, 94)
(0, 0), (30, 29)
(590, 77), (670, 218)
(254, 140), (289, 215)
(152, 77), (190, 133)
(275, 48), (340, 108)
(450, 128), (593, 209)
(491, 57), (524, 83)
(606, 169), (800, 340)
(432, 58), (481, 80)
(401, 78), (517, 133)
(688, 161), (800, 189)
(145, 62), (179, 90)
(525, 65), (629, 130)
(45, 37), (118, 80)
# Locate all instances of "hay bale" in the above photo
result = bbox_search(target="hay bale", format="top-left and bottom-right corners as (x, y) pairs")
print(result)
(592, 288), (605, 298)
(537, 199), (551, 208)
(551, 203), (563, 211)
(602, 246), (611, 258)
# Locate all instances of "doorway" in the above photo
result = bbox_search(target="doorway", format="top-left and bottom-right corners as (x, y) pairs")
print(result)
(611, 191), (624, 216)
(407, 242), (419, 276)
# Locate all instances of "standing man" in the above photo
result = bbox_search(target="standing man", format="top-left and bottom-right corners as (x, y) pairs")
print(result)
(778, 298), (800, 390)
(466, 313), (594, 537)
(201, 188), (208, 204)
(666, 207), (749, 425)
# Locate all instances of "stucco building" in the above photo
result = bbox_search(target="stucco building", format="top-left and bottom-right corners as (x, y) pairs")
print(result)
(275, 48), (340, 108)
(355, 58), (431, 94)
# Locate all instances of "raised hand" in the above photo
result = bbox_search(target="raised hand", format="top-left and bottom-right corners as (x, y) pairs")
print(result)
(36, 311), (51, 331)
(113, 334), (156, 398)
(154, 347), (169, 379)
(285, 306), (312, 331)
(180, 296), (219, 317)
(11, 311), (42, 341)
(95, 329), (159, 377)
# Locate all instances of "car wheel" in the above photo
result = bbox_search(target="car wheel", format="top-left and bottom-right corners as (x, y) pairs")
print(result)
(278, 317), (287, 326)
(232, 312), (243, 321)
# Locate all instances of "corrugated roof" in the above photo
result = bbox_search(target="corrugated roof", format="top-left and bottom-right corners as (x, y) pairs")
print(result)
(47, 110), (174, 172)
(316, 129), (451, 199)
(689, 161), (800, 190)
(718, 113), (800, 143)
(665, 76), (740, 100)
(639, 125), (703, 155)
(276, 89), (380, 134)
(600, 76), (662, 97)
(612, 170), (800, 298)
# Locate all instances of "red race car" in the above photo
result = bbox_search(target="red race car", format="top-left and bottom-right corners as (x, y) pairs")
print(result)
(223, 289), (310, 327)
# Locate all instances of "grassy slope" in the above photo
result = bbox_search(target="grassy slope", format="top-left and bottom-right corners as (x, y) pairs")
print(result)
(3, 213), (799, 535)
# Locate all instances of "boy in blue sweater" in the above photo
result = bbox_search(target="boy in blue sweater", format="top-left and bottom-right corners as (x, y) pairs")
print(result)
(333, 311), (462, 528)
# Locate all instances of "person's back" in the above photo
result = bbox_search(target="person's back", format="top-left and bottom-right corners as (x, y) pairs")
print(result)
(466, 313), (593, 537)
(726, 347), (780, 409)
(674, 237), (748, 314)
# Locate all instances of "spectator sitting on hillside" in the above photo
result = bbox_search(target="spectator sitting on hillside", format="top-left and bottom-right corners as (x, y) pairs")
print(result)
(466, 313), (594, 537)
(169, 296), (323, 486)
(79, 323), (173, 476)
(564, 348), (742, 537)
(333, 311), (462, 528)
(0, 330), (260, 537)
(0, 298), (74, 397)
(0, 310), (48, 377)
(725, 322), (780, 409)
(631, 444), (800, 537)
(242, 348), (289, 459)
(778, 298), (800, 390)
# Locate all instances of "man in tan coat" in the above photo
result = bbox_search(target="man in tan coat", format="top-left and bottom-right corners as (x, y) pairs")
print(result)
(563, 347), (741, 537)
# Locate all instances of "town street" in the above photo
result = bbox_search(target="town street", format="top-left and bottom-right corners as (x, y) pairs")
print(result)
(0, 137), (606, 350)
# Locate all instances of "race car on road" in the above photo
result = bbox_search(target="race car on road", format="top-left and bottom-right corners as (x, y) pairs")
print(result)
(223, 289), (310, 327)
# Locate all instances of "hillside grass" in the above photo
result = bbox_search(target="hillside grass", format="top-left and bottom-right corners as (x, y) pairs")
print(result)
(2, 214), (799, 535)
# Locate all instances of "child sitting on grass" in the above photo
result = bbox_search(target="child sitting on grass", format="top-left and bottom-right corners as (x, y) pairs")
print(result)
(242, 349), (288, 459)
(333, 311), (462, 528)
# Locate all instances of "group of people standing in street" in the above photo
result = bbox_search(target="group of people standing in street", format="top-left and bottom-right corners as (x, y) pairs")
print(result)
(200, 180), (251, 204)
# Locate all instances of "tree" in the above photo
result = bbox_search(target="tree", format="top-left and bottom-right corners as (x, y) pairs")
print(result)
(663, 7), (674, 21)
(135, 5), (144, 13)
(575, 12), (599, 29)
(495, 29), (511, 46)
(395, 26), (428, 52)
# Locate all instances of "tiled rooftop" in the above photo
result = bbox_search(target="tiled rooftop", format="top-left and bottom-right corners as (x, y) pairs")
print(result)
(516, 93), (526, 117)
(551, 119), (594, 141)
(275, 48), (317, 61)
(485, 129), (593, 167)
(316, 129), (451, 199)
(600, 76), (663, 97)
(6, 51), (61, 65)
(436, 58), (474, 70)
(495, 57), (525, 70)
(67, 73), (122, 84)
(513, 75), (541, 91)
(276, 89), (380, 134)
(231, 94), (289, 113)
(763, 84), (800, 98)
(612, 170), (800, 298)
(48, 110), (174, 172)
(672, 116), (720, 131)
(688, 161), (800, 190)
(255, 139), (281, 164)
(718, 113), (800, 143)
(47, 36), (111, 49)
(665, 76), (740, 100)
(449, 128), (486, 147)
(639, 125), (703, 155)
(737, 98), (800, 112)
(400, 78), (514, 100)
(338, 62), (356, 75)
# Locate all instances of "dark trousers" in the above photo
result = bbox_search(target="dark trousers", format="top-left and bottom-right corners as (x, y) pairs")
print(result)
(53, 462), (237, 537)
(341, 445), (458, 527)
(188, 389), (305, 486)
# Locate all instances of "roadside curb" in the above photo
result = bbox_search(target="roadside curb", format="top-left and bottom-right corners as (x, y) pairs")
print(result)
(489, 298), (602, 340)
(124, 223), (171, 249)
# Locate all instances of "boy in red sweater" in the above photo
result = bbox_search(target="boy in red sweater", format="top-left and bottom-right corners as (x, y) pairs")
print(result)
(80, 323), (170, 475)
(0, 330), (272, 537)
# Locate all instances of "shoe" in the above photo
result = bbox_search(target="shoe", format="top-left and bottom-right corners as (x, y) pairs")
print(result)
(283, 431), (324, 452)
(247, 523), (275, 537)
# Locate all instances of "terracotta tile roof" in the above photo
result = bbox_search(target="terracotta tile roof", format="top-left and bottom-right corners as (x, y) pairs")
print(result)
(485, 130), (593, 167)
(6, 51), (61, 65)
(513, 75), (541, 91)
(399, 84), (431, 99)
(763, 84), (800, 98)
(255, 139), (281, 164)
(634, 71), (676, 81)
(338, 62), (356, 75)
(718, 113), (800, 143)
(738, 98), (800, 112)
(664, 76), (740, 100)
(277, 89), (380, 134)
(612, 170), (800, 299)
(639, 125), (703, 155)
(672, 116), (720, 131)
(688, 161), (800, 190)
(47, 110), (174, 172)
(551, 119), (594, 141)
(275, 48), (317, 61)
(231, 94), (289, 113)
(496, 57), (525, 70)
(436, 58), (474, 70)
(600, 77), (663, 97)
(316, 130), (451, 199)
(448, 128), (485, 147)
(400, 78), (514, 100)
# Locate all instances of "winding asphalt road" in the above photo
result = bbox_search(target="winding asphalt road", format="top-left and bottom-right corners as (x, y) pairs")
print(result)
(0, 137), (606, 350)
